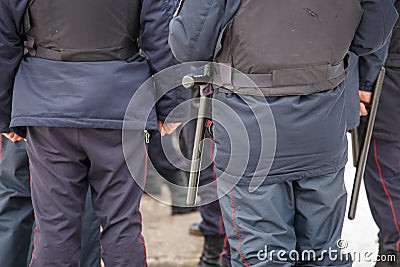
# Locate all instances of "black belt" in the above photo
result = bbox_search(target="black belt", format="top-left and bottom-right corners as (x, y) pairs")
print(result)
(27, 39), (139, 62)
(215, 61), (347, 96)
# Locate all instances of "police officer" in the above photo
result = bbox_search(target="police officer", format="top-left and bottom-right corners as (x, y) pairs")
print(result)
(170, 1), (398, 266)
(0, 136), (101, 267)
(0, 0), (184, 266)
(358, 2), (400, 265)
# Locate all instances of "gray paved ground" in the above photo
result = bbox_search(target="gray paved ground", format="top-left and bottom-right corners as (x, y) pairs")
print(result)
(141, 192), (203, 267)
(141, 135), (379, 267)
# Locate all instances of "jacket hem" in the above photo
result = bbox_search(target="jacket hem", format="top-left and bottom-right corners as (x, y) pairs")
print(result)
(215, 157), (348, 186)
(10, 117), (158, 130)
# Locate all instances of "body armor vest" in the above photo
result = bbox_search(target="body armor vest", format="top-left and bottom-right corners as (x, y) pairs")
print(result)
(24, 0), (141, 61)
(214, 0), (362, 96)
(386, 2), (400, 68)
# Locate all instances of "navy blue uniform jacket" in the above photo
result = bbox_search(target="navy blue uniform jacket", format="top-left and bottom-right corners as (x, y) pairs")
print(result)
(0, 0), (186, 135)
(169, 0), (398, 184)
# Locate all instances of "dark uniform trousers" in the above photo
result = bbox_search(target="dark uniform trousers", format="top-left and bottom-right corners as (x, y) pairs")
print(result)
(0, 136), (34, 267)
(217, 168), (350, 267)
(0, 135), (101, 267)
(26, 127), (147, 267)
(364, 138), (400, 252)
(147, 131), (189, 207)
(198, 148), (225, 238)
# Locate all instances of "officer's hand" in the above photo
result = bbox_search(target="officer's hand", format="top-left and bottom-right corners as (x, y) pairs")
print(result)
(359, 90), (372, 116)
(158, 121), (181, 136)
(2, 132), (23, 142)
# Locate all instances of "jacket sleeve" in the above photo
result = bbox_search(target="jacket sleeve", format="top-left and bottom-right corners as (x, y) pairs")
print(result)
(140, 0), (189, 122)
(168, 0), (229, 62)
(0, 0), (26, 133)
(350, 0), (398, 56)
(358, 40), (390, 92)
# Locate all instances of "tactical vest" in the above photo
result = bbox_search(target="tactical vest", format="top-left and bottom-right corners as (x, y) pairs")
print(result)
(214, 0), (362, 96)
(24, 0), (141, 61)
(386, 1), (400, 68)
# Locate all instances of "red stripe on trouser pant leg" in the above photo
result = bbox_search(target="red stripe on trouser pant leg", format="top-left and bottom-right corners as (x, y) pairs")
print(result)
(209, 139), (224, 237)
(373, 138), (400, 251)
(28, 226), (37, 267)
(27, 158), (35, 266)
(0, 136), (2, 161)
(228, 182), (249, 267)
(137, 210), (147, 267)
(144, 144), (148, 187)
(139, 146), (148, 267)
(220, 235), (229, 258)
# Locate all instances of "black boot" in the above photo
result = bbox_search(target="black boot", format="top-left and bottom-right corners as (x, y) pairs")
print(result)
(171, 205), (198, 215)
(189, 222), (204, 236)
(221, 256), (232, 267)
(198, 236), (224, 267)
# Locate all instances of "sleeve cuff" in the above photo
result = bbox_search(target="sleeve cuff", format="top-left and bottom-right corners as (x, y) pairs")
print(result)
(359, 80), (374, 92)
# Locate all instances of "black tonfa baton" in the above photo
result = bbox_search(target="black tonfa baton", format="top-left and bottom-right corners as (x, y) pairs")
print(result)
(348, 67), (385, 220)
(182, 64), (213, 206)
(173, 0), (185, 17)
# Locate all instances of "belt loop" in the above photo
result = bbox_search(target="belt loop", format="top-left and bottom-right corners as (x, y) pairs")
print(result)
(343, 54), (349, 69)
(219, 63), (233, 90)
(26, 36), (37, 57)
